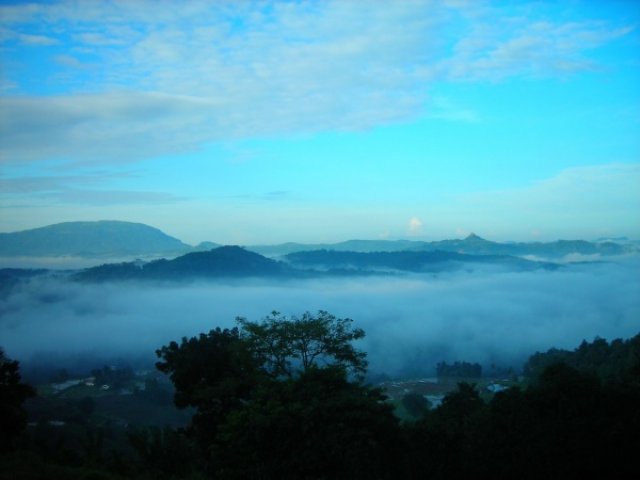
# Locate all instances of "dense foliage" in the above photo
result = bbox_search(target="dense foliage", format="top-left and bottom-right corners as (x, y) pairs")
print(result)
(0, 349), (35, 452)
(524, 333), (640, 384)
(436, 360), (482, 379)
(1, 326), (639, 479)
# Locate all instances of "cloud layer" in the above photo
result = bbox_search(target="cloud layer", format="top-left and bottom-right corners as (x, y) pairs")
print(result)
(1, 259), (638, 378)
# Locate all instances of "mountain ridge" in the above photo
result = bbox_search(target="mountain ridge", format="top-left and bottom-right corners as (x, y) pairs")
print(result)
(74, 245), (288, 282)
(70, 246), (559, 283)
(1, 220), (635, 260)
(0, 221), (190, 258)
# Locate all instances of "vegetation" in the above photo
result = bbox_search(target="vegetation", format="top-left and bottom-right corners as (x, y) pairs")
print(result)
(0, 349), (35, 452)
(284, 249), (553, 273)
(436, 360), (482, 379)
(1, 319), (639, 479)
(75, 246), (288, 282)
(524, 334), (640, 385)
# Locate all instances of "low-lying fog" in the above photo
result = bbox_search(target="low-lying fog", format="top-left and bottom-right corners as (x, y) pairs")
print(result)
(1, 258), (639, 380)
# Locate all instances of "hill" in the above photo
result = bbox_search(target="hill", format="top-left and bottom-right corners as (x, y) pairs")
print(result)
(284, 249), (557, 273)
(73, 246), (558, 283)
(249, 233), (631, 259)
(0, 221), (190, 258)
(412, 233), (628, 258)
(75, 246), (288, 282)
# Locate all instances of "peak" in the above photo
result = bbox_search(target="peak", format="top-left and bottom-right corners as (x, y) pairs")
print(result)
(464, 233), (483, 241)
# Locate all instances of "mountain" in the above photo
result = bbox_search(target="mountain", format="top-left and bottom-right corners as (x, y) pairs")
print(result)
(192, 241), (222, 251)
(248, 240), (418, 256)
(2, 221), (632, 261)
(284, 249), (557, 273)
(249, 233), (632, 259)
(0, 221), (190, 258)
(75, 246), (288, 282)
(74, 246), (556, 283)
(412, 233), (627, 258)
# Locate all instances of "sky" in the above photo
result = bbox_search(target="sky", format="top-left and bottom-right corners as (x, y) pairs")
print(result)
(1, 0), (639, 245)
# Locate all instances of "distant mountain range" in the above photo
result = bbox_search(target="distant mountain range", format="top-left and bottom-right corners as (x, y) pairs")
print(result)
(72, 246), (555, 283)
(0, 221), (190, 257)
(250, 233), (633, 258)
(0, 221), (636, 261)
(284, 249), (558, 273)
(2, 235), (633, 287)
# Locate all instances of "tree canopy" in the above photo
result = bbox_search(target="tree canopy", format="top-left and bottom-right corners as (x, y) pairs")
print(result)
(236, 310), (367, 379)
(0, 348), (35, 452)
(154, 311), (401, 477)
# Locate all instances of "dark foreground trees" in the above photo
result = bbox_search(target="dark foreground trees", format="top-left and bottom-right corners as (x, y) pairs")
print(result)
(405, 358), (640, 480)
(3, 319), (637, 479)
(157, 324), (640, 479)
(156, 311), (401, 478)
(0, 348), (35, 452)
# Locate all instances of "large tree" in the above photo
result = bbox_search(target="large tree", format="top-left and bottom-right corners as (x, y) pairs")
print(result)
(236, 310), (367, 379)
(0, 348), (35, 452)
(155, 327), (261, 446)
(155, 311), (398, 477)
(215, 365), (402, 479)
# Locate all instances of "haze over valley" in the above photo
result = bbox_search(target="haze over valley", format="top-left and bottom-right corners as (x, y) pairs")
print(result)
(1, 221), (638, 380)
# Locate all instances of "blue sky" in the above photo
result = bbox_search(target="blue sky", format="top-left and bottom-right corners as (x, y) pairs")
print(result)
(1, 0), (639, 245)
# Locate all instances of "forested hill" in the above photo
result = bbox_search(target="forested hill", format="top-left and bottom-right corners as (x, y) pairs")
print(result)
(250, 233), (633, 258)
(0, 221), (189, 257)
(284, 249), (558, 272)
(417, 233), (629, 258)
(524, 333), (640, 384)
(72, 246), (561, 282)
(74, 246), (288, 281)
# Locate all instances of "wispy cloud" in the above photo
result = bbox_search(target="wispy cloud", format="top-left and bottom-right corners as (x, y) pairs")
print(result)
(447, 163), (640, 239)
(0, 172), (185, 206)
(442, 19), (633, 81)
(0, 1), (632, 165)
(0, 27), (59, 45)
(38, 189), (187, 205)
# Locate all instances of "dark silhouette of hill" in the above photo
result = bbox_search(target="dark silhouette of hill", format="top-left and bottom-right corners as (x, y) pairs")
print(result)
(75, 246), (288, 282)
(73, 246), (557, 283)
(249, 233), (631, 258)
(0, 221), (190, 257)
(249, 239), (418, 256)
(413, 233), (627, 257)
(284, 249), (557, 273)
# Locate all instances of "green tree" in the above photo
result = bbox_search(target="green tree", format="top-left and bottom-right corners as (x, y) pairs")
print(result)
(214, 366), (402, 479)
(155, 311), (394, 477)
(155, 327), (260, 446)
(401, 392), (431, 419)
(237, 310), (367, 379)
(0, 348), (35, 452)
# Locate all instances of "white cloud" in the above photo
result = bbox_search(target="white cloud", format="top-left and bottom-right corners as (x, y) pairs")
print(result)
(408, 216), (423, 235)
(0, 171), (185, 206)
(17, 32), (59, 45)
(0, 1), (633, 165)
(441, 16), (633, 81)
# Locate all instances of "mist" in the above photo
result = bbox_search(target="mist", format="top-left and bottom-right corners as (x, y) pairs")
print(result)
(1, 258), (638, 379)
